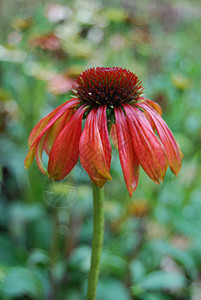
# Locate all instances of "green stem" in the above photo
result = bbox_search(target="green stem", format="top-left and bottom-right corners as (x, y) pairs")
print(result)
(87, 183), (104, 300)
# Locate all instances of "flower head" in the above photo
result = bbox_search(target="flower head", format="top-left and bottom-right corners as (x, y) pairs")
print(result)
(73, 67), (143, 106)
(25, 67), (182, 196)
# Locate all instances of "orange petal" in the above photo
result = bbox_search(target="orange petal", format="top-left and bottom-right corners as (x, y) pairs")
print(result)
(124, 104), (168, 183)
(144, 99), (162, 116)
(36, 134), (47, 175)
(138, 102), (182, 175)
(48, 105), (86, 180)
(114, 107), (139, 196)
(79, 108), (112, 187)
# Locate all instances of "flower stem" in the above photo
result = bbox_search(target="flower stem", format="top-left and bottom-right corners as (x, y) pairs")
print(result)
(87, 183), (104, 300)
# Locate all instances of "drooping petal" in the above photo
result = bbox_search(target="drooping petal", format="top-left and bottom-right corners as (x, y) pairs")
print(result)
(79, 108), (112, 187)
(114, 107), (139, 196)
(137, 102), (182, 175)
(25, 143), (39, 170)
(28, 99), (78, 148)
(144, 99), (162, 116)
(140, 99), (162, 130)
(24, 99), (79, 169)
(110, 123), (118, 148)
(36, 134), (47, 175)
(124, 104), (168, 183)
(36, 111), (74, 175)
(47, 105), (87, 180)
(43, 109), (74, 155)
(97, 106), (112, 171)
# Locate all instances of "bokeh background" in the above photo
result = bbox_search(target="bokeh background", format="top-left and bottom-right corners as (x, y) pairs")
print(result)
(0, 0), (201, 299)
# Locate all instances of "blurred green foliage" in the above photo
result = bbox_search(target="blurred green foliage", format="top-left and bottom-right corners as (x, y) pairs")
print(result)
(0, 0), (201, 299)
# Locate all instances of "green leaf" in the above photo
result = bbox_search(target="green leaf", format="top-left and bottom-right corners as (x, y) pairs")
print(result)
(97, 278), (131, 300)
(1, 267), (44, 298)
(129, 259), (146, 282)
(70, 245), (91, 272)
(149, 241), (196, 277)
(141, 292), (172, 300)
(131, 270), (186, 293)
(101, 250), (127, 277)
(27, 249), (50, 267)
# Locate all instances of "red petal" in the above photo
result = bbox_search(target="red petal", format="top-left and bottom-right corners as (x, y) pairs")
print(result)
(114, 107), (139, 196)
(137, 102), (182, 175)
(28, 99), (78, 148)
(47, 105), (86, 180)
(36, 110), (75, 174)
(43, 109), (74, 155)
(24, 99), (79, 169)
(110, 123), (118, 148)
(79, 108), (112, 187)
(124, 104), (168, 183)
(97, 106), (111, 171)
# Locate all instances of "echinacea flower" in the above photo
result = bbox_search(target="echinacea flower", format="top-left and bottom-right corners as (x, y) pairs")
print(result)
(25, 67), (182, 196)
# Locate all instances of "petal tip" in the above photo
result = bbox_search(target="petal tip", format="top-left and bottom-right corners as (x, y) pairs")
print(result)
(24, 163), (29, 170)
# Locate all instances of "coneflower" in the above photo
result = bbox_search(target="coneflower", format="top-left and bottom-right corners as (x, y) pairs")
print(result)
(25, 67), (182, 300)
(25, 67), (182, 196)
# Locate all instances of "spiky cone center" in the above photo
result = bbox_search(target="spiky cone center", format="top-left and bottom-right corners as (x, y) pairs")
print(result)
(72, 67), (144, 107)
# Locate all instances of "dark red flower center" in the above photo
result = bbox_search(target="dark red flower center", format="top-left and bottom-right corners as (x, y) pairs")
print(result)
(73, 67), (143, 107)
